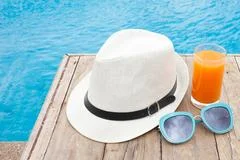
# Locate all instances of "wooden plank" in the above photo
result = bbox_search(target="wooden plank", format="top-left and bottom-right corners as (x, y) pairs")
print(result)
(214, 85), (235, 160)
(102, 142), (128, 160)
(102, 129), (161, 160)
(22, 55), (240, 160)
(21, 55), (69, 160)
(124, 129), (161, 160)
(215, 56), (240, 160)
(44, 56), (106, 160)
(24, 56), (80, 160)
(224, 56), (240, 139)
(45, 55), (161, 160)
(162, 57), (219, 160)
(235, 56), (240, 71)
(184, 57), (219, 160)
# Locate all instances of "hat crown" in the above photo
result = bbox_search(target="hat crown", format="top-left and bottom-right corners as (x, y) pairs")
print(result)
(88, 29), (176, 112)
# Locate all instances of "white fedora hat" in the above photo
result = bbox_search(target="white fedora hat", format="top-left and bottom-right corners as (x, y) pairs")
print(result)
(66, 29), (189, 143)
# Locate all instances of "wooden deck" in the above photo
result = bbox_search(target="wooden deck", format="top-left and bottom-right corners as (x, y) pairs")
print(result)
(21, 54), (240, 160)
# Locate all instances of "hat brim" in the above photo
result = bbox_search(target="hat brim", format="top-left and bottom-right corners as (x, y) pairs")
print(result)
(66, 54), (189, 143)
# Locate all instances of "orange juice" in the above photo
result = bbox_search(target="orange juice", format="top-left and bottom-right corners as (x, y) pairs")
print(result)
(192, 50), (225, 104)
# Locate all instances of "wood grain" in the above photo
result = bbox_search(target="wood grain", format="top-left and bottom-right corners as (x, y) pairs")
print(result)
(44, 56), (106, 160)
(103, 127), (160, 160)
(124, 129), (161, 160)
(224, 57), (240, 140)
(21, 55), (69, 160)
(21, 55), (240, 160)
(25, 56), (79, 160)
(215, 56), (240, 160)
(162, 56), (219, 160)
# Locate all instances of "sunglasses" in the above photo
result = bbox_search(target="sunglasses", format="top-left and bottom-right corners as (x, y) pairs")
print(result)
(159, 102), (233, 144)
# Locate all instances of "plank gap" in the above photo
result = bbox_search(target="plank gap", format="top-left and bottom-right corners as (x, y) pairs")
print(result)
(160, 135), (162, 160)
(42, 56), (81, 159)
(123, 143), (129, 160)
(234, 56), (240, 72)
(22, 55), (70, 160)
(101, 144), (107, 160)
(213, 134), (220, 160)
(28, 56), (80, 160)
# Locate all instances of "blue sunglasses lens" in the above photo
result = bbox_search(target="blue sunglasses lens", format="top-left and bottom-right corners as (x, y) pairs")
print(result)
(164, 115), (193, 142)
(204, 107), (230, 131)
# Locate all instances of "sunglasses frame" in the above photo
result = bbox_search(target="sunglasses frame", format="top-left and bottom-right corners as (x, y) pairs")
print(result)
(159, 102), (234, 144)
(201, 102), (233, 134)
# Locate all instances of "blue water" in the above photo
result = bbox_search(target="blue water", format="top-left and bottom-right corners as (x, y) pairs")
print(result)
(0, 0), (240, 141)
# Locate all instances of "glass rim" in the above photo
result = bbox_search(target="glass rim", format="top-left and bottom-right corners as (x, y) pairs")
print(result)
(194, 43), (227, 63)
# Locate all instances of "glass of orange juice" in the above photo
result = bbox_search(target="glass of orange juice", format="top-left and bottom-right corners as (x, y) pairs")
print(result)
(191, 43), (226, 109)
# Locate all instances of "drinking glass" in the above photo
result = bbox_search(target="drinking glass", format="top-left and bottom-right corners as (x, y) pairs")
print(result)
(191, 43), (226, 109)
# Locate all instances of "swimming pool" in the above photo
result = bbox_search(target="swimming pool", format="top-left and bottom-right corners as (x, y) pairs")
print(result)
(0, 0), (240, 141)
